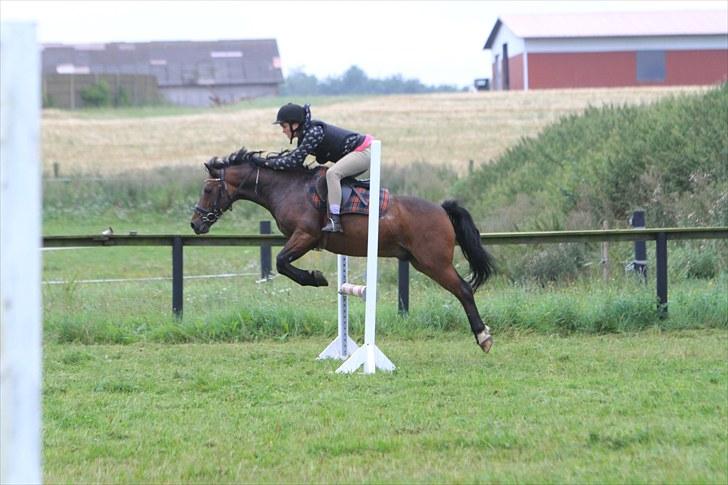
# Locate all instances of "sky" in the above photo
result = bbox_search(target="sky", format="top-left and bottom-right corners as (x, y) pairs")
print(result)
(2, 0), (726, 88)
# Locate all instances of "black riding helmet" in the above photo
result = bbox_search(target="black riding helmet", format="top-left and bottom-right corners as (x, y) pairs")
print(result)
(273, 103), (305, 125)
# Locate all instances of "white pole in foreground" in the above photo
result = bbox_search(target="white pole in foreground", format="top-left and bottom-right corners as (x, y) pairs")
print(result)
(1, 22), (43, 485)
(336, 140), (395, 374)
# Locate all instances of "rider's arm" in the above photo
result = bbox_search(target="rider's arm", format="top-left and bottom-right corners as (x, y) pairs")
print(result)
(259, 124), (324, 170)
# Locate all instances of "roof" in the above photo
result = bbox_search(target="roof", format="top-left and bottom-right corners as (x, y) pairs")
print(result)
(42, 39), (283, 87)
(484, 10), (728, 48)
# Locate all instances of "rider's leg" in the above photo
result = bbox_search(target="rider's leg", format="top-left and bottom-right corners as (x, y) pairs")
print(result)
(323, 147), (371, 233)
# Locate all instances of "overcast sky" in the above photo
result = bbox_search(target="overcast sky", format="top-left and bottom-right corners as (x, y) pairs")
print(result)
(2, 0), (725, 87)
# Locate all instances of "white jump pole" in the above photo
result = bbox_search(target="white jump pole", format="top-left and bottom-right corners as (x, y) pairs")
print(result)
(1, 22), (43, 484)
(317, 254), (360, 360)
(336, 140), (395, 374)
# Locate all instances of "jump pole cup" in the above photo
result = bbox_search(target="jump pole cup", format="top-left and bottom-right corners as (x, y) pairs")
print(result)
(336, 140), (395, 374)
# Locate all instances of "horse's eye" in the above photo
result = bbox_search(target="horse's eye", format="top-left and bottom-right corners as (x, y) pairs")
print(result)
(204, 187), (212, 195)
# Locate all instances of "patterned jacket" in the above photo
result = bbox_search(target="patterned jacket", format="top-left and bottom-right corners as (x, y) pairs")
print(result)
(246, 105), (364, 170)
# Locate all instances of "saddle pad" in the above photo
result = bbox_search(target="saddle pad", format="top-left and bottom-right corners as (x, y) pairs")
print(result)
(308, 183), (390, 216)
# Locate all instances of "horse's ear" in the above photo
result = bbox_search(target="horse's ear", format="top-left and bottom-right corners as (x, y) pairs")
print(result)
(204, 160), (219, 178)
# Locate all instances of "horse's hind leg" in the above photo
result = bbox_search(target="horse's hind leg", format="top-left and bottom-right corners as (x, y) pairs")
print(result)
(276, 231), (328, 287)
(409, 259), (493, 352)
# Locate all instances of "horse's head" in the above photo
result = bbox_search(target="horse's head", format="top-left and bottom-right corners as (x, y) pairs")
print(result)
(190, 158), (235, 234)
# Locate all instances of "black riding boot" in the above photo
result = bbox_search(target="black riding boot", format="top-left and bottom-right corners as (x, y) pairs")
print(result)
(322, 213), (343, 233)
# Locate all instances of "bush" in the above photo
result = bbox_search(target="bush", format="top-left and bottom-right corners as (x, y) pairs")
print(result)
(456, 84), (728, 231)
(80, 80), (112, 107)
(671, 242), (722, 279)
(113, 86), (131, 107)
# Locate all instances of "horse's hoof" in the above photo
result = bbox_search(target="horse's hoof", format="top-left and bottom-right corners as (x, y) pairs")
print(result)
(479, 336), (493, 353)
(476, 330), (493, 353)
(312, 270), (329, 286)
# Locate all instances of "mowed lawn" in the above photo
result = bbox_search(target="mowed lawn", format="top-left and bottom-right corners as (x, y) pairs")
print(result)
(44, 331), (727, 483)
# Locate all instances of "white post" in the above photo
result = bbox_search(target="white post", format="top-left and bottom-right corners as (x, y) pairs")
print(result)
(337, 140), (395, 374)
(1, 22), (43, 485)
(317, 255), (359, 360)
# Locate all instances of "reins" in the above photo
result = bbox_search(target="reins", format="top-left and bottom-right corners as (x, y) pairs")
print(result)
(194, 164), (259, 224)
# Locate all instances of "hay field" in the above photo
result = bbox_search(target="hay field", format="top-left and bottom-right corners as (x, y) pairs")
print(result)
(42, 86), (709, 176)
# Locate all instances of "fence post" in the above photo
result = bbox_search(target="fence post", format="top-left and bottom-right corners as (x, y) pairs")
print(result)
(172, 236), (183, 318)
(601, 220), (609, 282)
(656, 232), (668, 318)
(260, 220), (272, 280)
(629, 209), (647, 282)
(398, 259), (409, 315)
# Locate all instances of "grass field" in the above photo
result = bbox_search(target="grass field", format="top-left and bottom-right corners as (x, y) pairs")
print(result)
(43, 331), (727, 483)
(38, 88), (727, 482)
(42, 87), (708, 176)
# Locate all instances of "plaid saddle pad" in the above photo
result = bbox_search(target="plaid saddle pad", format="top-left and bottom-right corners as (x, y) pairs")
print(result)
(307, 168), (390, 216)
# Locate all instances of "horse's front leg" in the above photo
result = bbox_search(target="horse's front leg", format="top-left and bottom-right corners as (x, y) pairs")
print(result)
(276, 230), (328, 287)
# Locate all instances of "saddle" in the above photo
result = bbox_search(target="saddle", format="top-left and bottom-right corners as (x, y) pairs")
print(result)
(308, 167), (390, 217)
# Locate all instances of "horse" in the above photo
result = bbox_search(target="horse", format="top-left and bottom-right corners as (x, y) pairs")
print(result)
(190, 149), (496, 352)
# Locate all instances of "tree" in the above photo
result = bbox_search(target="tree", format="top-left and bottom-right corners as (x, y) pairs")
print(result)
(281, 65), (459, 96)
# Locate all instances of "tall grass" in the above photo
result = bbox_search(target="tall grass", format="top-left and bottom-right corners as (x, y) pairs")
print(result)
(457, 84), (728, 231)
(43, 268), (727, 345)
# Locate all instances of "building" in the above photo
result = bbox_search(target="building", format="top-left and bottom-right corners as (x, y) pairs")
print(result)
(42, 39), (284, 106)
(483, 10), (728, 90)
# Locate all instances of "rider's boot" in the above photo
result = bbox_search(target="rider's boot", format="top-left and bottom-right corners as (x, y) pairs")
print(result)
(322, 213), (343, 233)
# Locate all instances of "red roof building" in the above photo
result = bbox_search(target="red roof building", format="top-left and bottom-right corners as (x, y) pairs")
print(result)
(483, 10), (728, 90)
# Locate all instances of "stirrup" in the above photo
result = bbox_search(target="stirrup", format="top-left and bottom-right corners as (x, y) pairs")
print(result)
(322, 217), (343, 233)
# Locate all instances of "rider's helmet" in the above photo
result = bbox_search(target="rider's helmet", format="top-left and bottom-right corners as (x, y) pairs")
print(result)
(273, 103), (306, 125)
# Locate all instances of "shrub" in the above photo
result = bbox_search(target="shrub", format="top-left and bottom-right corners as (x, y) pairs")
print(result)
(80, 80), (112, 107)
(457, 84), (728, 231)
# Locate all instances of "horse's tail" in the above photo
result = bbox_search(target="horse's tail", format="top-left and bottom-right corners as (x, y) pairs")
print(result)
(442, 200), (494, 292)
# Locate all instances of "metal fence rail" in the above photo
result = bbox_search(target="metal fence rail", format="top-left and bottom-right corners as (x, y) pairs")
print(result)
(43, 226), (728, 317)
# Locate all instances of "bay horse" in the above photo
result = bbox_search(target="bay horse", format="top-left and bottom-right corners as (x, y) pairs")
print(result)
(190, 150), (495, 352)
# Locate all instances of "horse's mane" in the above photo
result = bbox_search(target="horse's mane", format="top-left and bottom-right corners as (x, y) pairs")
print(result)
(205, 147), (317, 177)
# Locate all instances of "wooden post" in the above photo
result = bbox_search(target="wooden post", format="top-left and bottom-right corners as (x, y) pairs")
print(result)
(172, 236), (183, 318)
(656, 232), (668, 318)
(630, 209), (647, 282)
(259, 220), (272, 280)
(398, 259), (409, 314)
(601, 220), (609, 282)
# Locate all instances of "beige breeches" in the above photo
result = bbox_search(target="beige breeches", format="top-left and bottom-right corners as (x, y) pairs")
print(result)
(326, 147), (371, 208)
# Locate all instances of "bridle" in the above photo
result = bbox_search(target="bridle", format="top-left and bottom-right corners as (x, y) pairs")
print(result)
(194, 165), (260, 225)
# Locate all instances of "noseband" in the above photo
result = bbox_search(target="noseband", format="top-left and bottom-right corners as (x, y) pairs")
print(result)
(194, 165), (260, 224)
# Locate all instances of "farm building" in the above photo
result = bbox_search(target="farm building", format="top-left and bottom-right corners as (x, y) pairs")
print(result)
(483, 10), (728, 90)
(41, 39), (284, 107)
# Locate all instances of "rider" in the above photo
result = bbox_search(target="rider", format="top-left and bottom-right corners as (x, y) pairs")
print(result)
(258, 103), (373, 233)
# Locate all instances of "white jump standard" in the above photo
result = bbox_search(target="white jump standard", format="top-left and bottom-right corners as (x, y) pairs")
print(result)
(317, 254), (360, 360)
(334, 141), (395, 374)
(317, 141), (394, 373)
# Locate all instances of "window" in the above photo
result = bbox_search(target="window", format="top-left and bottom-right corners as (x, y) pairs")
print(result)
(210, 51), (243, 58)
(636, 51), (665, 82)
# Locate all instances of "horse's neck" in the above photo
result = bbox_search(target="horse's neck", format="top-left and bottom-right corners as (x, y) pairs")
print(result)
(230, 167), (309, 217)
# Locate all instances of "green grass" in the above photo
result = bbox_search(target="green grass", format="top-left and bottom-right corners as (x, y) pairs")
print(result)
(38, 88), (728, 482)
(42, 231), (728, 345)
(43, 331), (728, 483)
(457, 84), (728, 231)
